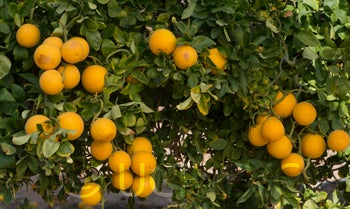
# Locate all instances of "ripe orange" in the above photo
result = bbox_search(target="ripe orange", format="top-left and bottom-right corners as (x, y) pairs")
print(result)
(39, 69), (64, 95)
(301, 133), (326, 158)
(57, 64), (81, 90)
(327, 130), (350, 152)
(260, 116), (285, 141)
(90, 118), (117, 142)
(24, 114), (53, 136)
(90, 141), (113, 161)
(43, 36), (63, 49)
(173, 45), (198, 70)
(292, 101), (317, 126)
(81, 65), (108, 94)
(34, 43), (62, 70)
(16, 23), (40, 48)
(108, 150), (131, 173)
(267, 135), (292, 159)
(70, 37), (90, 60)
(127, 136), (153, 155)
(255, 112), (270, 124)
(79, 182), (102, 206)
(280, 153), (304, 177)
(207, 48), (227, 74)
(148, 29), (176, 55)
(272, 91), (297, 118)
(131, 151), (157, 176)
(247, 124), (269, 147)
(131, 176), (156, 198)
(61, 38), (85, 64)
(57, 112), (84, 141)
(111, 170), (134, 190)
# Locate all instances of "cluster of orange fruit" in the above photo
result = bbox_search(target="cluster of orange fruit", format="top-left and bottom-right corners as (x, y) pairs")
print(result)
(148, 28), (227, 73)
(16, 23), (108, 96)
(79, 136), (157, 207)
(248, 91), (350, 177)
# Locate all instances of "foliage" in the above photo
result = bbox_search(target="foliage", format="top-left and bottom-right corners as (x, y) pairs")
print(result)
(0, 0), (350, 208)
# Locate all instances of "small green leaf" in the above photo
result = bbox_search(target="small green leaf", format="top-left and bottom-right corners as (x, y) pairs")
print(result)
(209, 138), (228, 150)
(0, 143), (16, 155)
(196, 96), (209, 115)
(56, 141), (75, 157)
(176, 97), (194, 110)
(237, 187), (254, 204)
(12, 134), (31, 145)
(42, 139), (60, 158)
(295, 31), (321, 47)
(0, 54), (11, 80)
(206, 191), (216, 202)
(181, 0), (197, 19)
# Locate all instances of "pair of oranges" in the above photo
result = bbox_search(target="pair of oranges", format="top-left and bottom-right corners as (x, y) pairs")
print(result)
(24, 112), (84, 142)
(249, 90), (350, 177)
(148, 28), (227, 73)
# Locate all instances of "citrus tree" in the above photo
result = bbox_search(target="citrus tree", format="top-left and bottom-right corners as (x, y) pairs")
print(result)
(1, 0), (350, 208)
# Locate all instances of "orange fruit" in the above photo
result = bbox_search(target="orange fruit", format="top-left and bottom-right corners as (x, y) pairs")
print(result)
(272, 91), (297, 118)
(267, 135), (293, 159)
(260, 116), (285, 141)
(57, 112), (84, 141)
(148, 29), (176, 55)
(24, 114), (53, 136)
(131, 176), (155, 198)
(327, 129), (350, 152)
(247, 124), (269, 147)
(81, 65), (108, 94)
(111, 170), (134, 190)
(301, 133), (326, 158)
(57, 64), (81, 90)
(79, 182), (102, 206)
(16, 23), (40, 48)
(108, 150), (131, 173)
(61, 38), (85, 64)
(280, 153), (304, 177)
(39, 69), (64, 95)
(255, 112), (270, 124)
(90, 118), (117, 142)
(131, 151), (157, 176)
(207, 48), (227, 74)
(173, 45), (198, 70)
(90, 141), (113, 161)
(43, 36), (63, 49)
(127, 136), (153, 155)
(34, 43), (62, 70)
(70, 37), (90, 60)
(292, 101), (317, 126)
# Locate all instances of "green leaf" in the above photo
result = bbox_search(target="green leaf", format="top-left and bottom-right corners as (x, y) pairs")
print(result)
(42, 139), (60, 158)
(303, 199), (318, 209)
(12, 134), (31, 145)
(0, 22), (10, 33)
(196, 95), (209, 115)
(0, 54), (11, 80)
(0, 88), (16, 103)
(176, 97), (194, 110)
(0, 143), (16, 155)
(191, 35), (216, 51)
(56, 141), (75, 157)
(86, 30), (102, 51)
(182, 0), (197, 19)
(302, 0), (319, 10)
(0, 150), (15, 169)
(266, 18), (279, 33)
(295, 31), (321, 47)
(302, 47), (319, 60)
(209, 138), (228, 150)
(237, 187), (254, 204)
